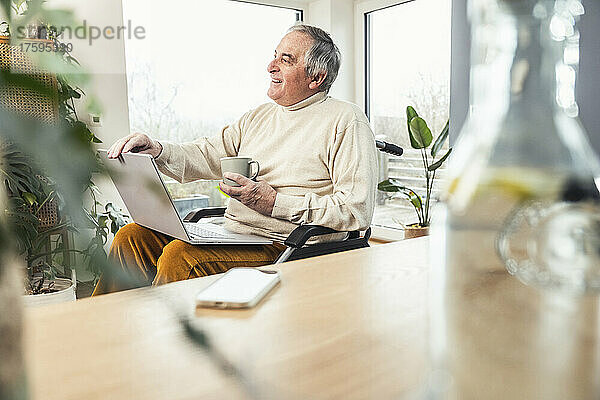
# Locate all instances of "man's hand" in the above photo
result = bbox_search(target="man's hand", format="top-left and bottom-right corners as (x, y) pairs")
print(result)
(107, 133), (163, 159)
(219, 173), (277, 216)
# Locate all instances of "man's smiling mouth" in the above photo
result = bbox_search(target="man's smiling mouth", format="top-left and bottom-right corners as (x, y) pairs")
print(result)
(271, 79), (282, 84)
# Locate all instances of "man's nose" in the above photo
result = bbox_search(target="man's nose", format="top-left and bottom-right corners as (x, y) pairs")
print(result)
(267, 59), (279, 73)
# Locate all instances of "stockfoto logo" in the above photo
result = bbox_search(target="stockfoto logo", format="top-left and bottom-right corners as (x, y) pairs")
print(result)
(16, 19), (146, 45)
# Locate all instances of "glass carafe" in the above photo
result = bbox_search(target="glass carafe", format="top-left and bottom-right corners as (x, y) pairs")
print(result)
(429, 0), (600, 398)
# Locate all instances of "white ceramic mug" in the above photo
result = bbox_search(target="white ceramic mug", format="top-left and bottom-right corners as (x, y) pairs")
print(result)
(220, 156), (260, 187)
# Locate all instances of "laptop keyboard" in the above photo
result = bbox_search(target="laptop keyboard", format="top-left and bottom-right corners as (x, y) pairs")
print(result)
(185, 224), (227, 239)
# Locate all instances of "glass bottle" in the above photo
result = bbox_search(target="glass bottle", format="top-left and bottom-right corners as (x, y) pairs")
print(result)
(429, 0), (600, 398)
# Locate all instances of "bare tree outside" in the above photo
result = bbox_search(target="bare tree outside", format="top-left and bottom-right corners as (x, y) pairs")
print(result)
(126, 62), (227, 205)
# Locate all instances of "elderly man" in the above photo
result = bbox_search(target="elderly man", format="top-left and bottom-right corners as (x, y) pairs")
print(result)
(93, 24), (377, 295)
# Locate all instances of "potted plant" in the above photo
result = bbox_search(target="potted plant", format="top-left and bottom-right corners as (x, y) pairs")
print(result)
(0, 86), (127, 305)
(0, 4), (128, 304)
(1, 144), (74, 304)
(378, 106), (451, 239)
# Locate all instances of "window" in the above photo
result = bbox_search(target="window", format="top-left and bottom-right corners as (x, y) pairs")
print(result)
(365, 0), (451, 230)
(122, 0), (302, 205)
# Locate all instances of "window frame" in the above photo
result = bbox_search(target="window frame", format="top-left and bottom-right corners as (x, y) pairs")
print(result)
(356, 0), (451, 240)
(354, 0), (414, 117)
(355, 0), (415, 241)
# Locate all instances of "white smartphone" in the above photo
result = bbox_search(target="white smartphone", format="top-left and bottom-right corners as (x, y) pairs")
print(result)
(195, 268), (280, 309)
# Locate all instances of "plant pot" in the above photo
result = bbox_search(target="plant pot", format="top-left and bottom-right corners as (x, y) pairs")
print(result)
(23, 275), (76, 307)
(403, 224), (429, 239)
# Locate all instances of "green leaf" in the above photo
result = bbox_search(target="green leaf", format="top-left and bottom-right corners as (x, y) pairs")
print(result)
(404, 190), (423, 210)
(406, 106), (419, 145)
(378, 179), (402, 192)
(91, 134), (103, 144)
(409, 117), (433, 149)
(0, 143), (47, 200)
(98, 215), (108, 228)
(428, 148), (453, 171)
(431, 120), (449, 157)
(377, 179), (422, 210)
(22, 191), (37, 205)
(70, 88), (82, 99)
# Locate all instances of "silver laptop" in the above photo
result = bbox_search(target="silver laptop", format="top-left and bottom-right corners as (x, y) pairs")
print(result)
(99, 150), (272, 245)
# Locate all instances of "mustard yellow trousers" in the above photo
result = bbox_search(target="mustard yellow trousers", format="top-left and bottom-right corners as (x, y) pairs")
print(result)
(92, 223), (286, 295)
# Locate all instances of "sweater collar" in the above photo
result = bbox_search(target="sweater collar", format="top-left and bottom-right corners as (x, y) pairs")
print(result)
(282, 91), (327, 112)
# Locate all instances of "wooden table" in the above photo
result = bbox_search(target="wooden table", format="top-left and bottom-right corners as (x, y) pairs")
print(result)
(24, 239), (430, 400)
(23, 236), (600, 399)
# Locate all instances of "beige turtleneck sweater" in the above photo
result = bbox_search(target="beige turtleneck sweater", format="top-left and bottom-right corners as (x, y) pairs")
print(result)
(155, 91), (378, 242)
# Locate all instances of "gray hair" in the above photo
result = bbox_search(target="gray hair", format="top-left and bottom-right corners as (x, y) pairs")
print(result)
(288, 24), (341, 93)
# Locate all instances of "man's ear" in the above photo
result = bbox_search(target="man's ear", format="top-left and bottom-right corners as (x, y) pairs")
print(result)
(309, 73), (327, 90)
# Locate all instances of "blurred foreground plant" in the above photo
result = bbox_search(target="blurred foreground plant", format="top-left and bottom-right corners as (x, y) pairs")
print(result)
(1, 0), (128, 293)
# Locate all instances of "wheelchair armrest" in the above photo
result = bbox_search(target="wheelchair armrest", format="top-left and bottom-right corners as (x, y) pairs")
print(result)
(183, 207), (227, 223)
(284, 225), (345, 249)
(275, 226), (371, 264)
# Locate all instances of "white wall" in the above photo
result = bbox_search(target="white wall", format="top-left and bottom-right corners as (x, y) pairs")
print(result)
(306, 0), (355, 102)
(49, 0), (130, 144)
(308, 0), (331, 27)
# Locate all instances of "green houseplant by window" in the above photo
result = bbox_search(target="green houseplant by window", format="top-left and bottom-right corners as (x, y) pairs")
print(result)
(378, 106), (451, 234)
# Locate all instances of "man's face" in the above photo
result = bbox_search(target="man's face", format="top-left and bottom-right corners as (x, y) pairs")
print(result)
(267, 31), (317, 106)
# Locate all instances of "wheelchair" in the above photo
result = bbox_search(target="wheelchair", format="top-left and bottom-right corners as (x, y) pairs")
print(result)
(183, 140), (404, 264)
